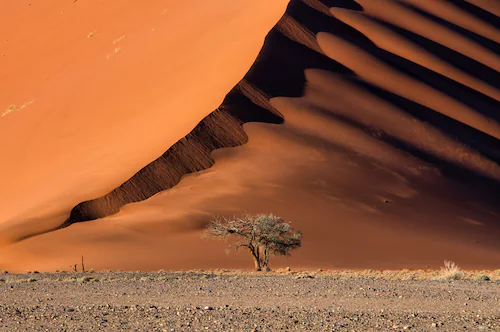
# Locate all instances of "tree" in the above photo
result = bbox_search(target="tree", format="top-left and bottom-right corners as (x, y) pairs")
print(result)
(204, 214), (302, 271)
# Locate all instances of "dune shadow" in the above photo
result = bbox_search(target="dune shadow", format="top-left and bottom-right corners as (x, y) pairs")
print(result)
(400, 2), (500, 54)
(449, 0), (500, 29)
(323, 22), (500, 124)
(370, 46), (500, 123)
(347, 77), (500, 164)
(292, 1), (374, 45)
(67, 75), (292, 224)
(245, 30), (353, 99)
(309, 102), (500, 217)
(328, 0), (363, 11)
(301, 0), (363, 15)
(372, 17), (500, 88)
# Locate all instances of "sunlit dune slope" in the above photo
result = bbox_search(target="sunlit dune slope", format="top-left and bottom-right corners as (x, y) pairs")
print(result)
(1, 0), (500, 272)
(0, 0), (289, 240)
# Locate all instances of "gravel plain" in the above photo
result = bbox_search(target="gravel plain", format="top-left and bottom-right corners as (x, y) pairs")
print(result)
(0, 270), (499, 331)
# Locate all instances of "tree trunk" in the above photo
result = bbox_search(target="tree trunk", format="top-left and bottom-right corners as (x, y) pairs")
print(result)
(250, 249), (261, 271)
(262, 249), (271, 271)
(253, 256), (262, 271)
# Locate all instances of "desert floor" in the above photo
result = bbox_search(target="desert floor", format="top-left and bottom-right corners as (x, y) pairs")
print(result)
(1, 270), (499, 331)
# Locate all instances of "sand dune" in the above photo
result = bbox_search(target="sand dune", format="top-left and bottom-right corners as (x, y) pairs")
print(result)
(0, 0), (289, 241)
(1, 0), (500, 272)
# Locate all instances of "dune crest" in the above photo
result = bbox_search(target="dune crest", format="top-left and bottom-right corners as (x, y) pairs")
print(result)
(1, 0), (500, 272)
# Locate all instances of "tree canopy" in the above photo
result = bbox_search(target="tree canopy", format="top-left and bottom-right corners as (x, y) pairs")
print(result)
(205, 214), (302, 271)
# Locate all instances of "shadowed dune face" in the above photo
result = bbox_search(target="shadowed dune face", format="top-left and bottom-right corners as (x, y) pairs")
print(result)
(1, 0), (500, 272)
(65, 83), (282, 225)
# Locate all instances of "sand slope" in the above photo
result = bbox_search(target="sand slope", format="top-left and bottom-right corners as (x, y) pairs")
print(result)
(1, 0), (500, 272)
(0, 0), (289, 239)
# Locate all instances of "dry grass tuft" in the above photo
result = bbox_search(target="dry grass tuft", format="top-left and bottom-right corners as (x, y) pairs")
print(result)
(78, 276), (98, 283)
(440, 261), (464, 280)
(2, 105), (16, 117)
(2, 101), (34, 118)
(475, 274), (490, 281)
(112, 35), (127, 44)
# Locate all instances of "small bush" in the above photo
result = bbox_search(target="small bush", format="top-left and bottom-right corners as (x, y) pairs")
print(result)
(78, 276), (98, 283)
(476, 274), (490, 281)
(440, 261), (464, 280)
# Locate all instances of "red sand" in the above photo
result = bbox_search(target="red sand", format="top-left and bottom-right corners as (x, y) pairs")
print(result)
(1, 0), (500, 272)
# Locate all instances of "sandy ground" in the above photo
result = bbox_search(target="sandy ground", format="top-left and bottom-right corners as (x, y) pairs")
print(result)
(0, 270), (499, 331)
(1, 0), (500, 272)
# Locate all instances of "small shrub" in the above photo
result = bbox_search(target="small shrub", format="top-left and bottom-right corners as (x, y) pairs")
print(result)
(78, 276), (98, 283)
(27, 278), (37, 283)
(157, 276), (178, 282)
(476, 274), (490, 281)
(440, 261), (464, 280)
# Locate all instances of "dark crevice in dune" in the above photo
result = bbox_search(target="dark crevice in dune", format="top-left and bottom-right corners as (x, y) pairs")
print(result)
(291, 1), (374, 46)
(372, 17), (500, 88)
(64, 85), (282, 225)
(449, 0), (500, 31)
(370, 48), (500, 123)
(305, 104), (500, 216)
(401, 2), (500, 54)
(244, 30), (353, 98)
(329, 0), (363, 11)
(348, 77), (500, 165)
(302, 0), (363, 15)
(322, 24), (500, 124)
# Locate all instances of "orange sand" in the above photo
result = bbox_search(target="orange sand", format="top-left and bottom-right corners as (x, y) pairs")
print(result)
(1, 0), (500, 272)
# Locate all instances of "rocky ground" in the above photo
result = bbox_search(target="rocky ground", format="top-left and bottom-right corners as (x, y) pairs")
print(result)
(0, 270), (499, 331)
